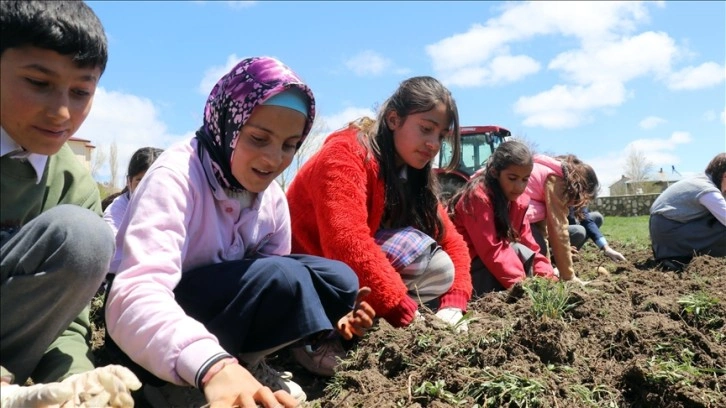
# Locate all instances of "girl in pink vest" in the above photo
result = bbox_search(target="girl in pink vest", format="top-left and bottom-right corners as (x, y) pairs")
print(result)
(525, 154), (599, 283)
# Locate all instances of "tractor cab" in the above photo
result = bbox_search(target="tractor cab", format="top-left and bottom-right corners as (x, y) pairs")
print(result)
(434, 125), (512, 203)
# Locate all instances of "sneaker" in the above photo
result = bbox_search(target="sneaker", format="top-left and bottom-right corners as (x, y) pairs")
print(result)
(290, 335), (346, 377)
(247, 360), (306, 404)
(143, 383), (207, 408)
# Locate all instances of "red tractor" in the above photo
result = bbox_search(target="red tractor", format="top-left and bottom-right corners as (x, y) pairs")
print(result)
(434, 125), (512, 203)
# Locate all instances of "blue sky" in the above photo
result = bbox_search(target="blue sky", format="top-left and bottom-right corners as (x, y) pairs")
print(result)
(79, 0), (725, 195)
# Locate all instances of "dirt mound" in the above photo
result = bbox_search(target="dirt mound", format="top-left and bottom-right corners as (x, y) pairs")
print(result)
(275, 248), (726, 408)
(91, 246), (726, 407)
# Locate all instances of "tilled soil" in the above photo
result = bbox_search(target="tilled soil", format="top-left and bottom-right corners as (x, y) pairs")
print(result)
(275, 247), (726, 408)
(92, 244), (726, 408)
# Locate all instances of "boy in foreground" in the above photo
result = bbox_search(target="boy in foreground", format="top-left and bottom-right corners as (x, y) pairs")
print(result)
(1, 1), (140, 406)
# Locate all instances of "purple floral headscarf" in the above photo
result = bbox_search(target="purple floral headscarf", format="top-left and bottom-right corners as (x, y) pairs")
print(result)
(195, 56), (316, 192)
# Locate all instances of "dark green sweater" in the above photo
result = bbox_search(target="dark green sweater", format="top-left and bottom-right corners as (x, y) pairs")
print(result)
(1, 143), (102, 383)
(1, 144), (101, 226)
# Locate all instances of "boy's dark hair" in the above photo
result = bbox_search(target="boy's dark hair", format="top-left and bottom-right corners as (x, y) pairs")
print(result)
(356, 76), (460, 241)
(705, 152), (726, 187)
(449, 140), (533, 242)
(1, 0), (108, 73)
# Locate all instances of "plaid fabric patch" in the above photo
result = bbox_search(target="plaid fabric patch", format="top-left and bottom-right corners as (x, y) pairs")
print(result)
(374, 226), (437, 271)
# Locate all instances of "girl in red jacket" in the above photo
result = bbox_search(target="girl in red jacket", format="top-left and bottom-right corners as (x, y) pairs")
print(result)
(449, 140), (556, 295)
(286, 76), (472, 375)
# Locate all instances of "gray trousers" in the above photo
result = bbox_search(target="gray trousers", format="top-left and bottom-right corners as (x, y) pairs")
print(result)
(568, 211), (603, 250)
(1, 205), (113, 383)
(649, 213), (726, 260)
(401, 247), (455, 304)
(471, 242), (536, 297)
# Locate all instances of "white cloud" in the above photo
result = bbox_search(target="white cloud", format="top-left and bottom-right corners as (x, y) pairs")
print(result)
(425, 24), (513, 73)
(514, 81), (626, 129)
(667, 62), (726, 90)
(722, 109), (726, 125)
(441, 54), (541, 87)
(639, 116), (666, 129)
(426, 1), (721, 130)
(426, 1), (651, 83)
(198, 54), (242, 95)
(548, 32), (676, 85)
(321, 107), (376, 133)
(75, 87), (190, 186)
(426, 2), (651, 74)
(344, 50), (394, 76)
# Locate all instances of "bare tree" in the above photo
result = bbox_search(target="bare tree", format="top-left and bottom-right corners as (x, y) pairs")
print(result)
(109, 141), (119, 190)
(623, 147), (653, 195)
(511, 130), (540, 154)
(91, 144), (107, 180)
(276, 116), (328, 191)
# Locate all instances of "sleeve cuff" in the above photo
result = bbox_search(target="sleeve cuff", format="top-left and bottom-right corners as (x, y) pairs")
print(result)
(176, 339), (229, 387)
(439, 289), (470, 312)
(595, 237), (607, 249)
(381, 296), (418, 327)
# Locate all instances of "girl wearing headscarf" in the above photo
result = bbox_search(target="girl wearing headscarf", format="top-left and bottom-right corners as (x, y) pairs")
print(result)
(104, 57), (373, 408)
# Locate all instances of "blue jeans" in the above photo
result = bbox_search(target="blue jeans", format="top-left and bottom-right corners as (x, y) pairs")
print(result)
(104, 254), (358, 385)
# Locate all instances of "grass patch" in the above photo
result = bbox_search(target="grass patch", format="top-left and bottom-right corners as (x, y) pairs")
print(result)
(569, 383), (618, 407)
(522, 278), (576, 320)
(465, 370), (545, 407)
(599, 215), (650, 249)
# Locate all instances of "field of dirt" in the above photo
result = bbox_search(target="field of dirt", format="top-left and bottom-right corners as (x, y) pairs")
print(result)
(92, 243), (725, 408)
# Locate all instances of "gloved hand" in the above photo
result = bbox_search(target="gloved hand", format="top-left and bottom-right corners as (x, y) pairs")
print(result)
(1, 365), (141, 408)
(59, 364), (142, 408)
(434, 307), (467, 333)
(603, 246), (626, 262)
(337, 287), (376, 340)
(1, 382), (74, 408)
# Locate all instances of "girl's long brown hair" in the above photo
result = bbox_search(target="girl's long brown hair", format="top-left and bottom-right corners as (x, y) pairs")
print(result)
(557, 154), (599, 220)
(449, 140), (533, 242)
(356, 76), (460, 240)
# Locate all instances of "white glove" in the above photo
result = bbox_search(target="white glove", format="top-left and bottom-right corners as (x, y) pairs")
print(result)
(435, 307), (467, 332)
(61, 365), (142, 408)
(603, 246), (626, 262)
(1, 365), (142, 408)
(1, 383), (73, 408)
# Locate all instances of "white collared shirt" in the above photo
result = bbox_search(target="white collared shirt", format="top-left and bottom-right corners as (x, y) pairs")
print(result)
(1, 127), (48, 184)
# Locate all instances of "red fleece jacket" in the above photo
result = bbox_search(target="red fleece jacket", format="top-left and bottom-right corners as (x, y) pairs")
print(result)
(286, 125), (472, 327)
(452, 187), (555, 289)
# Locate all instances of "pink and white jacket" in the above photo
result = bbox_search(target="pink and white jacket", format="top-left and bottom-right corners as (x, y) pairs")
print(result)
(105, 137), (290, 387)
(524, 155), (575, 280)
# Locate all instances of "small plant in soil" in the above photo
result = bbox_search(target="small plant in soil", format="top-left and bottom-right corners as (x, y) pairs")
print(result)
(522, 277), (576, 320)
(569, 383), (618, 407)
(413, 379), (464, 405)
(678, 291), (719, 326)
(464, 369), (544, 407)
